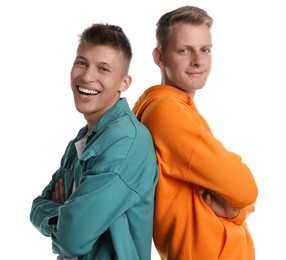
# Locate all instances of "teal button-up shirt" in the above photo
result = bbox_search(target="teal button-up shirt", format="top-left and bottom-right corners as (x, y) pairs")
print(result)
(30, 98), (158, 260)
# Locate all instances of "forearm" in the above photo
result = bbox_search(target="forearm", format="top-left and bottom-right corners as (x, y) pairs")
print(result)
(142, 98), (258, 208)
(30, 195), (60, 236)
(30, 170), (64, 236)
(230, 203), (256, 225)
(190, 132), (258, 208)
(50, 173), (139, 256)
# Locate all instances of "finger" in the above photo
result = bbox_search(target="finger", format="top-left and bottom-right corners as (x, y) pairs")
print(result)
(59, 178), (65, 204)
(202, 192), (212, 207)
(53, 182), (60, 203)
(197, 186), (205, 194)
(52, 191), (56, 201)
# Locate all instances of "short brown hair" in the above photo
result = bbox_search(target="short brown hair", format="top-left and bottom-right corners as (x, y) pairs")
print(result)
(79, 23), (132, 71)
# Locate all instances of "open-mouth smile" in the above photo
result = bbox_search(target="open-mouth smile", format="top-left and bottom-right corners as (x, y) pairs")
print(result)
(78, 86), (100, 95)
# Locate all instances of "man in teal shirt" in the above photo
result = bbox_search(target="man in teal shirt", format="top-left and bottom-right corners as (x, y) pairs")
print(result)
(30, 23), (158, 260)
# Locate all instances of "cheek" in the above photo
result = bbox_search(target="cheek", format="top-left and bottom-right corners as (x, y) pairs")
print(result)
(70, 70), (77, 84)
(70, 66), (83, 80)
(168, 61), (184, 76)
(70, 74), (74, 85)
(205, 56), (212, 68)
(70, 66), (76, 76)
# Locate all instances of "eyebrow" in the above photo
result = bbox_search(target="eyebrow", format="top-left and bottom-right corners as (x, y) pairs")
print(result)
(75, 56), (111, 66)
(76, 55), (87, 59)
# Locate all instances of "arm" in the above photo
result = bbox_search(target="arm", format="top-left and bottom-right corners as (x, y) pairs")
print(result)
(199, 187), (256, 224)
(51, 172), (140, 257)
(49, 123), (157, 257)
(141, 97), (258, 210)
(52, 178), (65, 204)
(199, 187), (239, 219)
(30, 140), (75, 237)
(30, 164), (139, 258)
(30, 168), (65, 237)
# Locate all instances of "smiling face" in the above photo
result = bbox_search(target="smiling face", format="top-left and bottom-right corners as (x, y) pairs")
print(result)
(153, 23), (212, 97)
(70, 44), (131, 128)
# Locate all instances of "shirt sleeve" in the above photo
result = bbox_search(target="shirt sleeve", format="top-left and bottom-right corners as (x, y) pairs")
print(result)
(30, 168), (64, 237)
(50, 124), (155, 257)
(230, 203), (256, 225)
(51, 172), (140, 257)
(140, 97), (258, 210)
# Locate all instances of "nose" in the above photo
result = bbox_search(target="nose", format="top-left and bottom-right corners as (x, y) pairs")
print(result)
(190, 51), (203, 67)
(81, 66), (96, 83)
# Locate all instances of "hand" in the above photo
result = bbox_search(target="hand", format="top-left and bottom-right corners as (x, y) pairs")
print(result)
(198, 188), (239, 219)
(52, 178), (65, 204)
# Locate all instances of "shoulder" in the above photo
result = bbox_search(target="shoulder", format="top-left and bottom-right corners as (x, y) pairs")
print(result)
(142, 95), (191, 127)
(113, 110), (153, 144)
(93, 111), (152, 152)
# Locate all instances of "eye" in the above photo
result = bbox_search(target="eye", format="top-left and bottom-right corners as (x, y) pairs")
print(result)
(98, 66), (110, 72)
(178, 48), (191, 55)
(75, 59), (87, 67)
(202, 48), (211, 54)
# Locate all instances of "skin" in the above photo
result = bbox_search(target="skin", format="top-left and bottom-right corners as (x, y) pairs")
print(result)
(52, 178), (65, 204)
(153, 23), (238, 219)
(52, 28), (238, 218)
(153, 23), (212, 98)
(198, 187), (239, 219)
(70, 44), (131, 132)
(52, 44), (132, 205)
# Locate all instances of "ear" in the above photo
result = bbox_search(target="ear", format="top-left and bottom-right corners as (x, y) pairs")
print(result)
(152, 47), (165, 68)
(119, 75), (132, 93)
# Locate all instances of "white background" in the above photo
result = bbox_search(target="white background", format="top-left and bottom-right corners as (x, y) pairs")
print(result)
(1, 0), (285, 259)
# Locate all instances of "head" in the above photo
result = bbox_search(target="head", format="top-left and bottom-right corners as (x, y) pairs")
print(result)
(70, 23), (132, 128)
(153, 6), (213, 97)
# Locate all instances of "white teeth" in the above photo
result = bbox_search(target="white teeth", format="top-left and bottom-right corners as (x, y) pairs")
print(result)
(79, 87), (99, 95)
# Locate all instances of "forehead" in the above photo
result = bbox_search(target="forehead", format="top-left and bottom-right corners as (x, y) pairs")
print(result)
(76, 44), (123, 64)
(168, 23), (212, 47)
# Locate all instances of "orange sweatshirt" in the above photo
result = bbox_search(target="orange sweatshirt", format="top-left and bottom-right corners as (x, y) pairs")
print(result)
(133, 85), (258, 260)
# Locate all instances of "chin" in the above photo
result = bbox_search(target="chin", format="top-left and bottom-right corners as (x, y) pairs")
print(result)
(75, 103), (89, 114)
(196, 85), (205, 90)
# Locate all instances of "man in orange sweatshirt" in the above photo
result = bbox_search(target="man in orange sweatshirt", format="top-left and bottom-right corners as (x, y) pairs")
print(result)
(133, 5), (258, 260)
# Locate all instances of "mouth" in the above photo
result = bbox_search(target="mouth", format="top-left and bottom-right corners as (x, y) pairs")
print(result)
(187, 70), (204, 75)
(77, 86), (100, 96)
